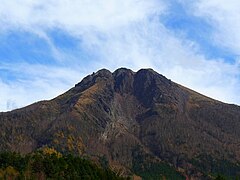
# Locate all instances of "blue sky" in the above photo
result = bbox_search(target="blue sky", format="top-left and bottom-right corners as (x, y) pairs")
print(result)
(0, 0), (240, 111)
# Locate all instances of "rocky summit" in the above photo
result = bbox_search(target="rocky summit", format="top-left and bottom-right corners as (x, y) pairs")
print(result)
(1, 68), (240, 179)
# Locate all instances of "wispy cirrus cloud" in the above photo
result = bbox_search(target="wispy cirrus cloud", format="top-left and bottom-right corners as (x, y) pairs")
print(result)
(0, 0), (165, 32)
(180, 0), (240, 57)
(0, 62), (85, 111)
(0, 0), (239, 111)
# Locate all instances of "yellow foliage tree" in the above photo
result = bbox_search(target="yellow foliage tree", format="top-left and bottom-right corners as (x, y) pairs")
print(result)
(41, 147), (62, 158)
(0, 166), (19, 179)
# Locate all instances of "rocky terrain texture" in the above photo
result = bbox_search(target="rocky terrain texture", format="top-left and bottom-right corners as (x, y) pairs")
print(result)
(1, 68), (240, 179)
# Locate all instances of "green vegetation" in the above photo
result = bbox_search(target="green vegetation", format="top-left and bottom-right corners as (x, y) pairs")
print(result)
(214, 175), (228, 180)
(0, 147), (125, 180)
(132, 147), (184, 180)
(191, 154), (240, 179)
(133, 161), (185, 180)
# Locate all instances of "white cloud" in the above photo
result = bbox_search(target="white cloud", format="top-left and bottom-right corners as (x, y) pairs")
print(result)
(0, 0), (240, 111)
(185, 0), (240, 55)
(0, 63), (85, 111)
(0, 0), (166, 33)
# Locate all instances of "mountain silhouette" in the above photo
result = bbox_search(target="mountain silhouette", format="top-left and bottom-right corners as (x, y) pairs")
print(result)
(1, 68), (240, 179)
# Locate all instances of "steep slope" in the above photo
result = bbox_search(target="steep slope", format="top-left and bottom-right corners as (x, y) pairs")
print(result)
(1, 68), (240, 178)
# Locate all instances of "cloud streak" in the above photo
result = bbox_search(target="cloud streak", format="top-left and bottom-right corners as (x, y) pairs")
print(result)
(0, 63), (85, 111)
(182, 0), (240, 56)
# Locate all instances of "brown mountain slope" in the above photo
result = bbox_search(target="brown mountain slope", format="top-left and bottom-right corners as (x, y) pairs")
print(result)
(1, 68), (240, 178)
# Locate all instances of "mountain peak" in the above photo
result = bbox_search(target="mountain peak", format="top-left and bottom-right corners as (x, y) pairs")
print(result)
(113, 67), (134, 75)
(95, 68), (112, 77)
(2, 68), (240, 179)
(137, 68), (156, 73)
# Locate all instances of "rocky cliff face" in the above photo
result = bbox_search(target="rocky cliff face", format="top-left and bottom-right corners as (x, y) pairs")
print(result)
(1, 68), (240, 178)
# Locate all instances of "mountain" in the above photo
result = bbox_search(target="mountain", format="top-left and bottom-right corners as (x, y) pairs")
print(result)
(1, 68), (240, 179)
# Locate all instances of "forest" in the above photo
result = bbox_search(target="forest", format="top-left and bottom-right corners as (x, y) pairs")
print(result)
(0, 147), (126, 179)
